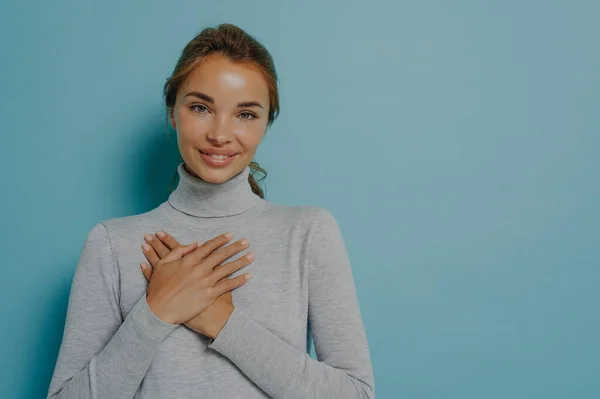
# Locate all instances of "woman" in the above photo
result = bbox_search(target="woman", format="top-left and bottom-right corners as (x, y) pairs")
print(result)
(47, 23), (374, 399)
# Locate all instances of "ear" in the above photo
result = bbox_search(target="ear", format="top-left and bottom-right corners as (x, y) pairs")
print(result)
(169, 107), (177, 130)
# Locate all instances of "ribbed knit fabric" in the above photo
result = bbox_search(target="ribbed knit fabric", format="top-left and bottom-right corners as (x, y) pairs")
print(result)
(47, 162), (375, 399)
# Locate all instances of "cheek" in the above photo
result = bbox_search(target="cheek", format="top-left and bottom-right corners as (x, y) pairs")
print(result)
(235, 125), (265, 150)
(177, 113), (212, 140)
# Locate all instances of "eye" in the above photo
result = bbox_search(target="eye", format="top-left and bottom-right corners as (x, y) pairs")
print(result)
(239, 111), (257, 120)
(190, 104), (209, 114)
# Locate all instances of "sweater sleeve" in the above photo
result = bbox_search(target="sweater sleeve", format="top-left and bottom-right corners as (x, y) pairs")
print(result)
(47, 222), (178, 399)
(208, 208), (375, 399)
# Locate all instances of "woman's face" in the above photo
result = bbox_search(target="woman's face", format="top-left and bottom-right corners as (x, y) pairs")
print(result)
(170, 55), (270, 183)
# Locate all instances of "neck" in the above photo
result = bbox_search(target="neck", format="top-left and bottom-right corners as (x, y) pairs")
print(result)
(167, 162), (263, 218)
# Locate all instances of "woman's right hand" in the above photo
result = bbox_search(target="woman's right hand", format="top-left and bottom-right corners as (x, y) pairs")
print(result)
(145, 232), (252, 325)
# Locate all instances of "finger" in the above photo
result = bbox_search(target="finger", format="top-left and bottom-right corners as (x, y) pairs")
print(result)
(144, 234), (170, 258)
(140, 262), (152, 281)
(210, 252), (255, 285)
(183, 232), (235, 266)
(161, 242), (199, 264)
(214, 273), (252, 296)
(156, 231), (182, 250)
(183, 241), (201, 255)
(142, 242), (161, 268)
(204, 238), (249, 270)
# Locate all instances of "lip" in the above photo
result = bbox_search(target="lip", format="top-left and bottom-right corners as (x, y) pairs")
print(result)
(199, 147), (239, 156)
(199, 150), (237, 167)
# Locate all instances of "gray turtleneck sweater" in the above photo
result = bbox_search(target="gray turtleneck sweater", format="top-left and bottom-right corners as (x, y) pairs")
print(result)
(47, 163), (375, 399)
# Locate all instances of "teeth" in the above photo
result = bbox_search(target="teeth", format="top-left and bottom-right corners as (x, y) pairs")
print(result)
(209, 154), (230, 160)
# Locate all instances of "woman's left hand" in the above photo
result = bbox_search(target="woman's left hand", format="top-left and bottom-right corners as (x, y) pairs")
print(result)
(140, 231), (236, 340)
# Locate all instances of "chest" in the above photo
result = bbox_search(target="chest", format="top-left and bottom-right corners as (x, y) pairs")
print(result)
(116, 225), (310, 344)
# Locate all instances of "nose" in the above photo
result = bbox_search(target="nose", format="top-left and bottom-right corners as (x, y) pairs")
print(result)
(207, 117), (233, 145)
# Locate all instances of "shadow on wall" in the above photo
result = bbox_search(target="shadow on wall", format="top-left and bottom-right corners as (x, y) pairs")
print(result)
(27, 257), (73, 399)
(121, 117), (184, 215)
(39, 114), (182, 398)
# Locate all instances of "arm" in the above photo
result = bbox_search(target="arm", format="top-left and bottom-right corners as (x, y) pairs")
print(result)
(207, 208), (375, 399)
(47, 222), (178, 399)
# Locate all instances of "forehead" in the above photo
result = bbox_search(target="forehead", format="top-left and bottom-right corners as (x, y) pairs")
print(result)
(181, 55), (269, 104)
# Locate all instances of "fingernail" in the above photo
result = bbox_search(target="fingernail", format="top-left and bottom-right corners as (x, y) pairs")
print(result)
(144, 234), (153, 241)
(140, 263), (147, 269)
(224, 232), (234, 239)
(240, 239), (249, 246)
(143, 244), (151, 251)
(157, 231), (165, 238)
(245, 274), (252, 280)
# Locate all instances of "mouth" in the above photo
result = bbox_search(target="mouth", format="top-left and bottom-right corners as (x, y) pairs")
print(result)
(199, 150), (239, 167)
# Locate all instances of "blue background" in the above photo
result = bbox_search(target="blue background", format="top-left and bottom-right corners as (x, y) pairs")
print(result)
(1, 1), (598, 398)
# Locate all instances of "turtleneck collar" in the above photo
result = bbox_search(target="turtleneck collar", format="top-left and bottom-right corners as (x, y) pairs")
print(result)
(167, 162), (264, 218)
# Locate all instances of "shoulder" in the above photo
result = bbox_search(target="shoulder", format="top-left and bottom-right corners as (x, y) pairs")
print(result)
(81, 204), (166, 253)
(100, 205), (164, 231)
(261, 201), (334, 226)
(95, 203), (167, 241)
(260, 201), (340, 240)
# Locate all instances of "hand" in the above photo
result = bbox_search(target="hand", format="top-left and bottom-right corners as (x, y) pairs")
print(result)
(140, 231), (254, 338)
(139, 231), (253, 326)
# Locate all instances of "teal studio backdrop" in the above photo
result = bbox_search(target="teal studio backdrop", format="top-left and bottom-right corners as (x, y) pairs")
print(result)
(1, 1), (598, 398)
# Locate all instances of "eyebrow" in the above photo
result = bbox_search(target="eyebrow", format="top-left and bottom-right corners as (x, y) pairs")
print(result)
(184, 91), (264, 109)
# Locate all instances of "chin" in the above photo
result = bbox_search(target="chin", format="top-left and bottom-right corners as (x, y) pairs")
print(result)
(185, 156), (242, 184)
(199, 171), (231, 184)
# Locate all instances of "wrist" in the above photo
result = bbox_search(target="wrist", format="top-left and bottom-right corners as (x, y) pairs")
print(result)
(146, 295), (177, 325)
(210, 306), (234, 340)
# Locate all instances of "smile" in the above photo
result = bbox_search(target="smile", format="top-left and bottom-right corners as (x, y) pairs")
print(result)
(199, 151), (238, 167)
